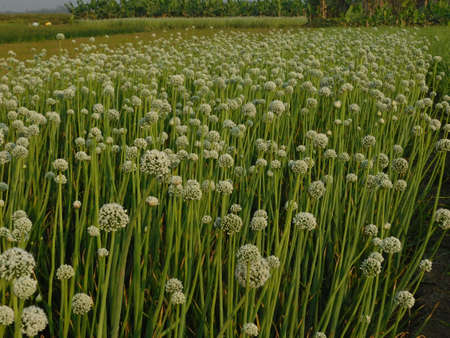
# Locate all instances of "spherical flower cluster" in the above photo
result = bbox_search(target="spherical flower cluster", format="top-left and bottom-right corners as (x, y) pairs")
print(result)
(419, 259), (432, 272)
(87, 226), (100, 237)
(221, 213), (243, 235)
(0, 305), (14, 326)
(391, 158), (408, 175)
(182, 180), (202, 201)
(235, 256), (270, 289)
(377, 153), (389, 169)
(98, 203), (129, 232)
(140, 149), (171, 179)
(381, 236), (402, 254)
(292, 212), (317, 231)
(230, 204), (242, 214)
(165, 278), (183, 294)
(324, 149), (337, 159)
(242, 103), (257, 118)
(434, 208), (450, 230)
(269, 100), (285, 115)
(52, 158), (68, 171)
(290, 160), (308, 175)
(250, 216), (268, 231)
(266, 255), (280, 269)
(308, 180), (326, 199)
(236, 244), (261, 265)
(0, 247), (35, 281)
(97, 248), (109, 257)
(243, 322), (259, 336)
(11, 214), (33, 242)
(218, 153), (234, 168)
(313, 133), (329, 149)
(394, 290), (415, 309)
(338, 152), (350, 162)
(56, 264), (75, 280)
(362, 135), (376, 147)
(369, 252), (384, 263)
(72, 293), (93, 315)
(21, 306), (48, 337)
(146, 196), (159, 206)
(216, 180), (233, 194)
(346, 173), (358, 183)
(393, 179), (407, 192)
(13, 275), (37, 299)
(314, 332), (327, 338)
(376, 172), (392, 189)
(11, 145), (28, 159)
(435, 139), (450, 152)
(170, 291), (186, 305)
(364, 224), (378, 236)
(54, 174), (67, 184)
(360, 257), (382, 277)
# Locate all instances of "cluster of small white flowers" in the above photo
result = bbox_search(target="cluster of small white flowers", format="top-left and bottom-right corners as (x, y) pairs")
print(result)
(146, 196), (159, 206)
(419, 259), (432, 272)
(56, 264), (75, 280)
(360, 257), (382, 277)
(434, 208), (450, 230)
(381, 237), (402, 254)
(72, 293), (94, 315)
(308, 180), (326, 199)
(0, 247), (35, 281)
(0, 305), (14, 326)
(11, 211), (33, 242)
(21, 306), (48, 337)
(292, 212), (317, 231)
(235, 256), (270, 289)
(243, 322), (259, 336)
(140, 149), (171, 178)
(98, 203), (129, 232)
(220, 213), (243, 235)
(236, 244), (261, 265)
(165, 278), (185, 305)
(13, 275), (37, 299)
(182, 179), (202, 201)
(394, 290), (415, 309)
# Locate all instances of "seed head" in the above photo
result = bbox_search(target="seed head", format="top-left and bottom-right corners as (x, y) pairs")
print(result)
(435, 208), (450, 230)
(292, 212), (317, 231)
(56, 264), (75, 280)
(243, 322), (259, 336)
(0, 305), (14, 326)
(165, 278), (183, 293)
(13, 275), (37, 299)
(21, 306), (48, 337)
(98, 203), (129, 232)
(381, 236), (402, 254)
(72, 293), (93, 315)
(0, 247), (35, 281)
(394, 291), (415, 309)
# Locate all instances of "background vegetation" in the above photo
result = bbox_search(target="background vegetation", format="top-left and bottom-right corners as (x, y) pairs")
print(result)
(0, 16), (308, 44)
(65, 0), (449, 25)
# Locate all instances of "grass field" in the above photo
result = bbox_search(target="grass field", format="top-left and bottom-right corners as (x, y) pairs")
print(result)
(0, 15), (308, 44)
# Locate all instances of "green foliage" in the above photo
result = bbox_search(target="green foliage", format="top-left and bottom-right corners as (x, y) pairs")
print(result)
(64, 0), (449, 26)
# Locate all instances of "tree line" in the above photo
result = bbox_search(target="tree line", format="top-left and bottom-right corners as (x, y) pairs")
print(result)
(65, 0), (449, 25)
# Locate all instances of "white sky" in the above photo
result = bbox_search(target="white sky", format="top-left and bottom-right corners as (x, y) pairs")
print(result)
(0, 0), (67, 12)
